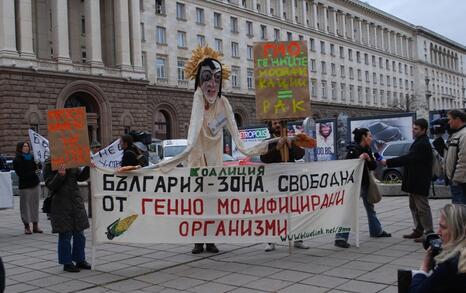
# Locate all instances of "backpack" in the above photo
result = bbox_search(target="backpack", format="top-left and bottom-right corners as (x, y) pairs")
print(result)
(431, 148), (444, 179)
(129, 149), (149, 167)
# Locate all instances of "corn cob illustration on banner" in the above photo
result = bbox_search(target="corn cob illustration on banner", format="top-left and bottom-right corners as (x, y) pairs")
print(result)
(106, 214), (138, 240)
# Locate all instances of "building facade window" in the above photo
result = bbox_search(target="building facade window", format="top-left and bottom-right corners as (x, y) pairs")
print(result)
(197, 34), (206, 46)
(156, 26), (166, 44)
(247, 69), (254, 89)
(214, 38), (223, 53)
(177, 31), (186, 48)
(310, 59), (316, 72)
(246, 21), (254, 37)
(156, 56), (167, 79)
(231, 42), (239, 57)
(260, 25), (267, 40)
(322, 81), (327, 98)
(140, 23), (145, 41)
(311, 79), (317, 97)
(321, 61), (326, 74)
(177, 58), (185, 81)
(274, 28), (280, 41)
(176, 2), (186, 20)
(320, 41), (325, 54)
(231, 66), (240, 88)
(310, 38), (315, 51)
(247, 45), (253, 60)
(196, 7), (205, 24)
(214, 12), (222, 28)
(155, 0), (165, 14)
(231, 17), (239, 33)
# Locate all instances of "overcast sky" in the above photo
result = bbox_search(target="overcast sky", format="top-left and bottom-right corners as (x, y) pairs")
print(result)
(363, 0), (466, 46)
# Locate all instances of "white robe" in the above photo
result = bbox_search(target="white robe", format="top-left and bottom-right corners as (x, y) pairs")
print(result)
(156, 88), (278, 171)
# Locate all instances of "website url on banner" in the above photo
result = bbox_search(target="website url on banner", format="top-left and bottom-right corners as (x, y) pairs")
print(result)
(280, 226), (351, 242)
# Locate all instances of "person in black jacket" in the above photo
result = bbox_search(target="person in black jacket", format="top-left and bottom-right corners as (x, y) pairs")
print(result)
(119, 134), (142, 168)
(409, 203), (466, 293)
(260, 120), (309, 252)
(335, 128), (391, 248)
(13, 141), (42, 235)
(382, 119), (434, 243)
(43, 159), (92, 273)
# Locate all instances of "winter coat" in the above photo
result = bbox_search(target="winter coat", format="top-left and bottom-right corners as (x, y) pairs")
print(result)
(410, 252), (466, 293)
(444, 125), (466, 184)
(43, 159), (90, 233)
(260, 136), (304, 163)
(345, 143), (377, 187)
(386, 134), (433, 196)
(121, 146), (140, 167)
(13, 154), (40, 189)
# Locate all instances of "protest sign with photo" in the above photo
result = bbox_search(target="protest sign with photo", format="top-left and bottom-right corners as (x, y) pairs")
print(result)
(315, 119), (337, 161)
(91, 159), (363, 244)
(28, 129), (50, 163)
(348, 113), (415, 153)
(47, 107), (91, 170)
(254, 41), (311, 121)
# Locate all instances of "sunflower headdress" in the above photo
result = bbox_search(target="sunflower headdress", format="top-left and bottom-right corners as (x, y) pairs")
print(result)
(185, 46), (230, 81)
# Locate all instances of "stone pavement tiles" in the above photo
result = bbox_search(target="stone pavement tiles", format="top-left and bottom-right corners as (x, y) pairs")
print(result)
(0, 196), (449, 292)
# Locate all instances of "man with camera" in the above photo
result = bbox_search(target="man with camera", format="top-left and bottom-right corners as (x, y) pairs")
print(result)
(381, 119), (434, 243)
(444, 109), (466, 204)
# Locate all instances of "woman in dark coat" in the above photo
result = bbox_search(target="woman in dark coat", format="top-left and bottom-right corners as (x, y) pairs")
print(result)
(13, 141), (42, 234)
(334, 128), (391, 248)
(43, 159), (91, 273)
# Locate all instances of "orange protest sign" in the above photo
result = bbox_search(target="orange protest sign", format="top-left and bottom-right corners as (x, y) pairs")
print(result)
(47, 107), (91, 170)
(254, 41), (311, 121)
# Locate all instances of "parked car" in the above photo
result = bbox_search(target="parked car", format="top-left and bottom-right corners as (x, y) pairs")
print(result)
(374, 140), (412, 182)
(367, 121), (404, 145)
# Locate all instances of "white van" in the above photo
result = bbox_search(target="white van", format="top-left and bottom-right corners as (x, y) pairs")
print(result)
(161, 139), (187, 161)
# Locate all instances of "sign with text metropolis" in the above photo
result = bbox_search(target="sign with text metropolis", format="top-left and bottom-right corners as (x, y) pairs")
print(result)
(254, 41), (311, 121)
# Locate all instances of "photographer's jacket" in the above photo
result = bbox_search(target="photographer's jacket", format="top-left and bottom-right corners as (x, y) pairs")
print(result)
(445, 125), (466, 184)
(386, 134), (433, 196)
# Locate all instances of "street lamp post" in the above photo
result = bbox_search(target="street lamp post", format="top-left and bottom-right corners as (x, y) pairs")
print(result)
(425, 76), (431, 111)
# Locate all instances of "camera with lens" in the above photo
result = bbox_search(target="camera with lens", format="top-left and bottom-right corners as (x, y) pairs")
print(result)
(129, 130), (152, 145)
(423, 233), (443, 257)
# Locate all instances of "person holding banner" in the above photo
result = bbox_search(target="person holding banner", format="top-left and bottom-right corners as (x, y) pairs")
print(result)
(335, 128), (391, 248)
(13, 141), (42, 235)
(119, 134), (143, 170)
(260, 120), (309, 251)
(43, 159), (92, 272)
(155, 46), (278, 254)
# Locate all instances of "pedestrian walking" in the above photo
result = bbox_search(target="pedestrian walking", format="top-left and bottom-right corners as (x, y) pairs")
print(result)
(13, 141), (42, 235)
(335, 128), (391, 248)
(43, 159), (92, 272)
(444, 109), (466, 204)
(381, 119), (434, 242)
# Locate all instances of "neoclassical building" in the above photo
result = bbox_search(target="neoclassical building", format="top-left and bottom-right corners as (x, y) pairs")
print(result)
(0, 0), (465, 155)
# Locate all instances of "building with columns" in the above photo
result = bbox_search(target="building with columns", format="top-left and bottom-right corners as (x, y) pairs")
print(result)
(0, 0), (465, 155)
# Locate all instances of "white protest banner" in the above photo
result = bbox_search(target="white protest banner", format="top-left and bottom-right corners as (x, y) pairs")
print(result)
(91, 139), (123, 169)
(28, 129), (50, 163)
(91, 159), (363, 244)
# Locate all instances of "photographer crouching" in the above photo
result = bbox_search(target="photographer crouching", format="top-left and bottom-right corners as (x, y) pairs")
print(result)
(408, 204), (466, 292)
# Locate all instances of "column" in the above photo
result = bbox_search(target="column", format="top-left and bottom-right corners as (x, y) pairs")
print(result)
(130, 0), (142, 68)
(279, 0), (284, 20)
(52, 0), (71, 62)
(341, 12), (346, 37)
(372, 24), (377, 48)
(379, 26), (384, 50)
(85, 0), (103, 66)
(0, 0), (18, 57)
(302, 0), (307, 27)
(252, 0), (257, 12)
(312, 2), (318, 29)
(266, 0), (271, 16)
(291, 0), (296, 23)
(331, 8), (337, 35)
(114, 0), (131, 69)
(322, 5), (328, 33)
(17, 0), (35, 58)
(349, 15), (354, 40)
(358, 19), (363, 44)
(365, 22), (370, 45)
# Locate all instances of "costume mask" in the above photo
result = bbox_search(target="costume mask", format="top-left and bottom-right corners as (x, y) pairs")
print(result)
(200, 61), (221, 104)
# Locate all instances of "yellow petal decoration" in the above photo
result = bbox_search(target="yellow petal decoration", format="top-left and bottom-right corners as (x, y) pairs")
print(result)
(184, 45), (231, 81)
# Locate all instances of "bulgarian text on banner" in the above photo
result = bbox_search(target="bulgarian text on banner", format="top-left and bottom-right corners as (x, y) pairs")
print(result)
(91, 159), (364, 244)
(28, 129), (50, 163)
(91, 139), (123, 169)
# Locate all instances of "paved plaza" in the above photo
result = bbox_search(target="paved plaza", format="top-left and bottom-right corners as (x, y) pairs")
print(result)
(1, 196), (449, 293)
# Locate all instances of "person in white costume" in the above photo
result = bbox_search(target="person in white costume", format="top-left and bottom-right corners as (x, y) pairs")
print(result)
(156, 46), (278, 254)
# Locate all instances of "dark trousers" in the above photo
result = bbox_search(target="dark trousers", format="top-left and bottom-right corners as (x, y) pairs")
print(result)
(58, 231), (86, 265)
(409, 194), (433, 234)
